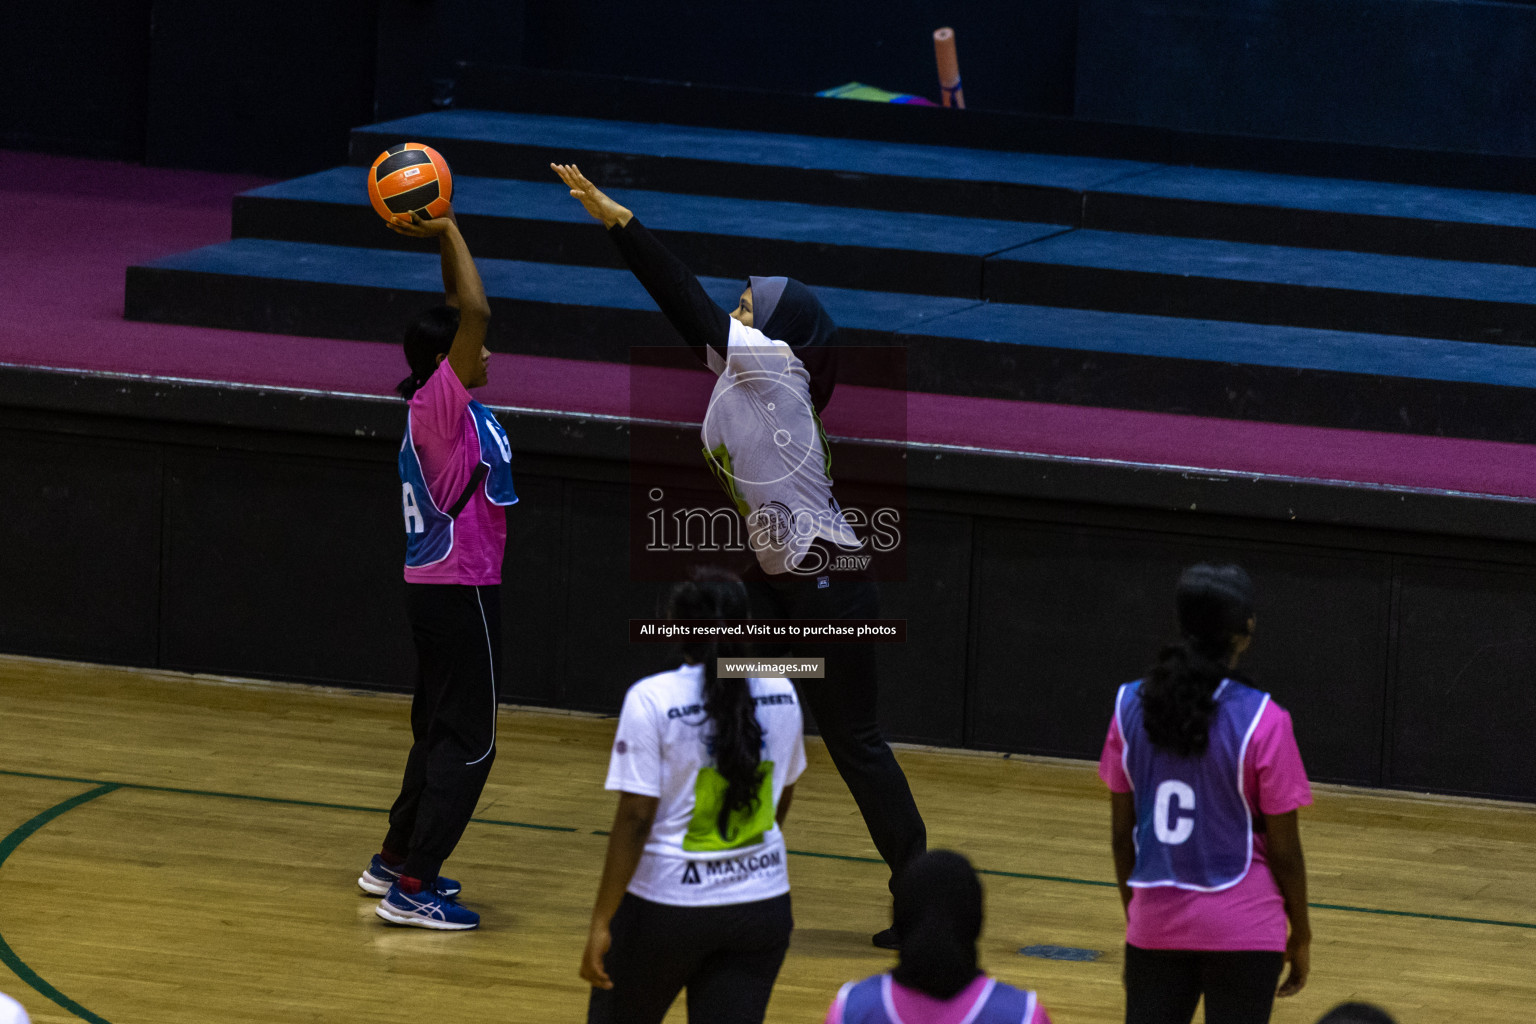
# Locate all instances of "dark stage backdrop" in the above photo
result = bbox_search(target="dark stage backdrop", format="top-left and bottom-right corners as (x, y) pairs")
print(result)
(8, 1), (1536, 173)
(3, 388), (1534, 803)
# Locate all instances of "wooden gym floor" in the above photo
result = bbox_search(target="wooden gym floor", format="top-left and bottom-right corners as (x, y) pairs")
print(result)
(0, 655), (1531, 1023)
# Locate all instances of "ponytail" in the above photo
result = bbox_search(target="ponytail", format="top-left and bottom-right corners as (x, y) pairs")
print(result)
(396, 373), (426, 399)
(1141, 563), (1255, 756)
(665, 568), (764, 841)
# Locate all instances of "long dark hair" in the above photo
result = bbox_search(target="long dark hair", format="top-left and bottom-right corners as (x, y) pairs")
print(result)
(1141, 563), (1255, 756)
(891, 850), (984, 1000)
(396, 305), (460, 399)
(665, 567), (764, 840)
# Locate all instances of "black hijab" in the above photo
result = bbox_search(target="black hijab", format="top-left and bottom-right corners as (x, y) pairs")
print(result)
(890, 850), (984, 1000)
(749, 275), (839, 414)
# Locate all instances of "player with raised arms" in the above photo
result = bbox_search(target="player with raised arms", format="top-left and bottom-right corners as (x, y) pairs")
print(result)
(355, 201), (518, 931)
(552, 161), (926, 948)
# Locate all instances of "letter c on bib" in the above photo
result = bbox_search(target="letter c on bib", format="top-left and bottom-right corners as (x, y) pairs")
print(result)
(1153, 780), (1196, 845)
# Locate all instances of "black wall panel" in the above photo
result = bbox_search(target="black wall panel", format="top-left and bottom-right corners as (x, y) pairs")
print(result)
(1392, 562), (1536, 801)
(1077, 0), (1536, 158)
(0, 432), (162, 665)
(145, 0), (378, 175)
(7, 0), (153, 159)
(966, 521), (1391, 785)
(160, 447), (414, 687)
(522, 0), (1078, 117)
(375, 0), (526, 122)
(875, 511), (973, 748)
(497, 473), (573, 706)
(558, 480), (684, 713)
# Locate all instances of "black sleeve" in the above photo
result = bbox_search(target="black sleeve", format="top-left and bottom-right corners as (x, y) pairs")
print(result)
(608, 218), (730, 364)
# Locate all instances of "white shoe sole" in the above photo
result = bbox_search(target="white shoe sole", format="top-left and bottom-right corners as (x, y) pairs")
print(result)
(375, 899), (478, 930)
(357, 869), (392, 896)
(359, 869), (461, 899)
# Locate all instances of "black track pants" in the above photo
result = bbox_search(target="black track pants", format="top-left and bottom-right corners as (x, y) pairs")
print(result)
(746, 569), (927, 895)
(587, 892), (793, 1024)
(383, 583), (501, 882)
(1123, 944), (1286, 1024)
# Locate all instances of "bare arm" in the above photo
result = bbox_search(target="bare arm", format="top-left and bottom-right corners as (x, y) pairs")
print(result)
(1265, 810), (1311, 996)
(438, 211), (461, 309)
(580, 792), (658, 989)
(388, 206), (491, 387)
(775, 783), (796, 827)
(1110, 790), (1136, 916)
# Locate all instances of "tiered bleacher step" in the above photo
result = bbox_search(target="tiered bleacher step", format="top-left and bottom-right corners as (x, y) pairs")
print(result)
(348, 110), (1158, 222)
(125, 109), (1536, 443)
(228, 169), (1064, 298)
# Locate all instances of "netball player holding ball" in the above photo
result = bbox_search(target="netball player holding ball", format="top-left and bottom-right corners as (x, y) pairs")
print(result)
(354, 195), (518, 930)
(582, 569), (805, 1024)
(1100, 564), (1312, 1024)
(554, 162), (926, 948)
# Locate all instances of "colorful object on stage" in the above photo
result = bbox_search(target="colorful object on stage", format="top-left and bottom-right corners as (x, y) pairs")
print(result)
(367, 143), (453, 222)
(934, 27), (965, 109)
(816, 82), (938, 106)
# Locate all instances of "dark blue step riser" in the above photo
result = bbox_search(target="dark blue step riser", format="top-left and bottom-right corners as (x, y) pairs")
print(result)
(985, 262), (1536, 347)
(900, 329), (1536, 444)
(125, 266), (1533, 443)
(1084, 192), (1536, 267)
(350, 127), (1536, 267)
(237, 195), (1536, 341)
(347, 129), (1085, 225)
(124, 268), (905, 373)
(232, 195), (986, 299)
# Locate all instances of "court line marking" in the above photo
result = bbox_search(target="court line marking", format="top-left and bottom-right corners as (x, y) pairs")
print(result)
(0, 769), (575, 832)
(0, 784), (120, 1024)
(4, 766), (1533, 932)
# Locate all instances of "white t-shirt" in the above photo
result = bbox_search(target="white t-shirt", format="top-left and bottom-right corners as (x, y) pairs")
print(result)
(702, 319), (861, 575)
(0, 993), (29, 1024)
(605, 663), (807, 907)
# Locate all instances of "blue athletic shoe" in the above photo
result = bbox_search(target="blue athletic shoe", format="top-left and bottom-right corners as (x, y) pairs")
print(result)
(357, 854), (461, 899)
(375, 883), (480, 930)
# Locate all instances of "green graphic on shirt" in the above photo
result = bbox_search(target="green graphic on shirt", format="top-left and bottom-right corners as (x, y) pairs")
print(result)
(682, 762), (776, 852)
(703, 442), (752, 517)
(810, 408), (833, 481)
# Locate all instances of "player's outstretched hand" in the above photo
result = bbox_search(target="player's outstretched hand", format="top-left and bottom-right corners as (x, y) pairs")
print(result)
(551, 163), (632, 229)
(387, 206), (457, 238)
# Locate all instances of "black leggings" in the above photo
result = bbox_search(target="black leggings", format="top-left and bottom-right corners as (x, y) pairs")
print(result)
(383, 583), (501, 882)
(745, 566), (927, 895)
(1123, 944), (1285, 1024)
(586, 892), (793, 1024)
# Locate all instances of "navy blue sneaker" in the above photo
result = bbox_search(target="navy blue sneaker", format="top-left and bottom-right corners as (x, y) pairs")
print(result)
(375, 883), (480, 930)
(357, 855), (461, 899)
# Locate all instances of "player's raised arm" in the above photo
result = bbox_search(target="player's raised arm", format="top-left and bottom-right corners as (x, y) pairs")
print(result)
(389, 204), (490, 389)
(551, 162), (730, 365)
